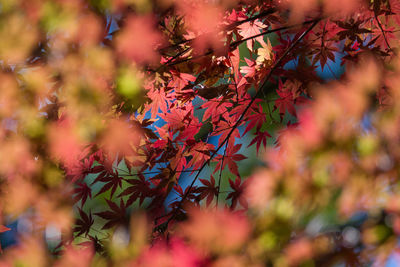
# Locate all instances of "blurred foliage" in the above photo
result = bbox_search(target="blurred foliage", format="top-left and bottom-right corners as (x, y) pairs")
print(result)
(0, 0), (399, 267)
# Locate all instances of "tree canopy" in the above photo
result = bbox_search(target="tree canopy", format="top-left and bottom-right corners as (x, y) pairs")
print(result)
(1, 0), (400, 266)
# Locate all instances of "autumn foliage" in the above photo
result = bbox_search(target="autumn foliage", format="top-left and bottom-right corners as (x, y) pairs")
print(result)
(1, 0), (400, 266)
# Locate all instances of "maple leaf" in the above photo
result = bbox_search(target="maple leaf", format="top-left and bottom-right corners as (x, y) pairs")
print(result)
(213, 119), (241, 148)
(169, 70), (196, 91)
(215, 144), (247, 177)
(248, 130), (271, 154)
(240, 58), (257, 78)
(274, 80), (296, 118)
(243, 104), (267, 136)
(179, 115), (202, 141)
(173, 184), (197, 203)
(201, 97), (232, 123)
(54, 243), (94, 267)
(146, 87), (169, 119)
(238, 19), (267, 50)
(390, 0), (400, 25)
(74, 208), (94, 237)
(186, 142), (215, 170)
(131, 118), (158, 140)
(195, 175), (218, 206)
(160, 106), (201, 141)
(119, 175), (153, 206)
(226, 177), (248, 209)
(226, 9), (247, 25)
(336, 19), (372, 43)
(256, 39), (274, 65)
(373, 25), (396, 49)
(311, 42), (338, 71)
(169, 147), (187, 179)
(151, 168), (179, 199)
(73, 182), (92, 207)
(95, 199), (127, 230)
(175, 88), (196, 104)
(227, 46), (240, 70)
(160, 107), (189, 132)
(94, 172), (123, 199)
(65, 155), (96, 182)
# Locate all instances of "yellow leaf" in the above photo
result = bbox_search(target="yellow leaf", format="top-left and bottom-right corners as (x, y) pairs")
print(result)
(256, 39), (273, 65)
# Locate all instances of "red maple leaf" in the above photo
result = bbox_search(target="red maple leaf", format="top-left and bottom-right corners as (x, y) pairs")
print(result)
(240, 58), (257, 78)
(196, 175), (218, 206)
(213, 120), (241, 148)
(147, 87), (170, 118)
(214, 144), (247, 177)
(168, 70), (196, 91)
(226, 177), (248, 209)
(248, 130), (272, 154)
(186, 142), (215, 170)
(274, 80), (296, 117)
(238, 19), (267, 50)
(243, 104), (267, 136)
(201, 98), (232, 123)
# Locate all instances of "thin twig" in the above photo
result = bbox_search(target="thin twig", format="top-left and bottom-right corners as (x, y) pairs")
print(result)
(216, 143), (227, 208)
